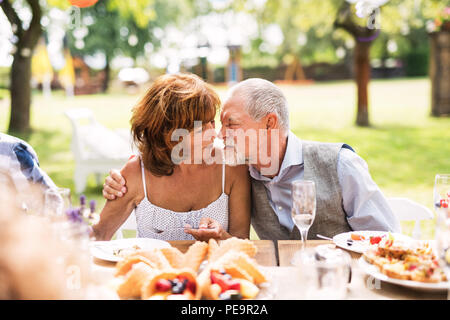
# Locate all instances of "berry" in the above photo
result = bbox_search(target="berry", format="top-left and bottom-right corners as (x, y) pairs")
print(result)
(227, 280), (241, 291)
(155, 279), (172, 292)
(219, 290), (242, 300)
(370, 236), (382, 245)
(185, 280), (196, 294)
(171, 285), (184, 294)
(223, 274), (232, 280)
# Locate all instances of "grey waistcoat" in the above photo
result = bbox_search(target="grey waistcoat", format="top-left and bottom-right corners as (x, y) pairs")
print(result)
(251, 140), (353, 240)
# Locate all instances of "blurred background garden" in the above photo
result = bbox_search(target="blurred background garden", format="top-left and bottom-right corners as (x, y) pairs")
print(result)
(0, 0), (449, 238)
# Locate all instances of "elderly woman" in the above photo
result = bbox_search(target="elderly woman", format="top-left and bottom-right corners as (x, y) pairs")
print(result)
(92, 73), (251, 241)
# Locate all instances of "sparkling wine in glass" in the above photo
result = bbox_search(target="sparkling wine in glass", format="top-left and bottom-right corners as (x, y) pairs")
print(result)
(291, 180), (316, 265)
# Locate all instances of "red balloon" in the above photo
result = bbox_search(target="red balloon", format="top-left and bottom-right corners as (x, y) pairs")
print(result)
(69, 0), (99, 8)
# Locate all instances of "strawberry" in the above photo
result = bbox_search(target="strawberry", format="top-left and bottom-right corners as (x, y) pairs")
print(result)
(210, 271), (240, 293)
(370, 236), (382, 245)
(155, 279), (172, 292)
(185, 280), (196, 294)
(227, 280), (241, 291)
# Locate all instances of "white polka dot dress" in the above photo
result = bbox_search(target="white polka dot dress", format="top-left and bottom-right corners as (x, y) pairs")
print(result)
(134, 159), (229, 240)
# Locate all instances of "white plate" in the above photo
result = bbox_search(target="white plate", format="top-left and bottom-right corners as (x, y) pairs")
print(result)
(358, 257), (449, 293)
(90, 238), (171, 262)
(333, 231), (411, 254)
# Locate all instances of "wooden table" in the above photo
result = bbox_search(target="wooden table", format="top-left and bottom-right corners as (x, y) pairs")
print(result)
(168, 240), (278, 267)
(91, 240), (448, 300)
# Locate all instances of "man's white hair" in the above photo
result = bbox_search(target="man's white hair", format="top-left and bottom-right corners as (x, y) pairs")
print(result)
(229, 78), (289, 132)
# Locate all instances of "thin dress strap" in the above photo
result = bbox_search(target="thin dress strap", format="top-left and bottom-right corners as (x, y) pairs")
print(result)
(140, 158), (148, 200)
(222, 161), (225, 194)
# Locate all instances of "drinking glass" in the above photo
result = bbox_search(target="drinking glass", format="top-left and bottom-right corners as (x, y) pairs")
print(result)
(296, 245), (351, 300)
(44, 187), (72, 220)
(291, 180), (316, 265)
(45, 188), (94, 298)
(434, 174), (450, 299)
(434, 174), (450, 219)
(292, 180), (316, 245)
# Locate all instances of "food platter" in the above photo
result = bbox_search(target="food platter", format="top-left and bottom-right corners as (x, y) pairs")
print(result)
(358, 257), (449, 292)
(90, 238), (171, 262)
(333, 231), (411, 254)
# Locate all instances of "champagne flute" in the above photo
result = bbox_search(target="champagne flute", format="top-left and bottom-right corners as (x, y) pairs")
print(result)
(291, 180), (316, 265)
(434, 174), (450, 219)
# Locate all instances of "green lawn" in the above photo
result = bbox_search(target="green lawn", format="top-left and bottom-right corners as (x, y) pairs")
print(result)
(1, 77), (448, 239)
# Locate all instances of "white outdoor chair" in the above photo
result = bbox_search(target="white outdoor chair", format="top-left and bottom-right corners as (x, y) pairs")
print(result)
(115, 210), (137, 239)
(387, 197), (435, 239)
(64, 108), (134, 193)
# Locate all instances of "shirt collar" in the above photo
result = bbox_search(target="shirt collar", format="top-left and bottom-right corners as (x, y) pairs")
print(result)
(249, 131), (303, 181)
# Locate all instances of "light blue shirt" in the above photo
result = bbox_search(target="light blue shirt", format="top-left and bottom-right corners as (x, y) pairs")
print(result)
(0, 133), (56, 191)
(249, 131), (401, 233)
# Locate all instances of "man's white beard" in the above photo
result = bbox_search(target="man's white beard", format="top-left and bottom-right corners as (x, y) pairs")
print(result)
(223, 143), (247, 166)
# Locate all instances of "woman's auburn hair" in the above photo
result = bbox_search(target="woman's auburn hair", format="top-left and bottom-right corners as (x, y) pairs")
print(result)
(131, 73), (220, 176)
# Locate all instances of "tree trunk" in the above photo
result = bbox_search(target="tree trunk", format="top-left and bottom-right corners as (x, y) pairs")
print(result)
(354, 40), (371, 127)
(284, 57), (306, 81)
(102, 57), (110, 93)
(430, 31), (450, 117)
(8, 54), (32, 134)
(2, 0), (42, 135)
(334, 1), (379, 127)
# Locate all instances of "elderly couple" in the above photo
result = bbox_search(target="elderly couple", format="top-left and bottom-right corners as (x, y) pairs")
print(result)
(93, 73), (400, 242)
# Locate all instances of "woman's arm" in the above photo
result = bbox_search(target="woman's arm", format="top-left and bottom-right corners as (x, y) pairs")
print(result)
(226, 164), (251, 239)
(186, 164), (251, 241)
(92, 157), (142, 240)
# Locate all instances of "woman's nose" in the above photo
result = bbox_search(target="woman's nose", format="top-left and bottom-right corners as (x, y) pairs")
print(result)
(210, 128), (217, 139)
(218, 126), (225, 139)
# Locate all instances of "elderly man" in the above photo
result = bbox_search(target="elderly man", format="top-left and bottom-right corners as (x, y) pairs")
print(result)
(103, 78), (400, 240)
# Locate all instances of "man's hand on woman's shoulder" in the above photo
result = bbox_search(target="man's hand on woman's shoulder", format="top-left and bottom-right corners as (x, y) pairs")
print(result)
(102, 155), (138, 200)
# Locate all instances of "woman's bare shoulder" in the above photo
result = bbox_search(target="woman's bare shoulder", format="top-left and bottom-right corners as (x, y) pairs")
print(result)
(225, 163), (249, 175)
(121, 155), (141, 176)
(120, 155), (143, 197)
(225, 164), (250, 193)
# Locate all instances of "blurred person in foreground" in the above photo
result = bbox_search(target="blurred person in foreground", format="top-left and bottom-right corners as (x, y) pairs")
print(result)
(0, 132), (57, 213)
(0, 174), (89, 300)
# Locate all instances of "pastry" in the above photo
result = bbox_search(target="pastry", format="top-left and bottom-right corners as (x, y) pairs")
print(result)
(160, 241), (208, 272)
(115, 255), (157, 276)
(116, 262), (158, 299)
(141, 269), (200, 300)
(132, 249), (172, 270)
(208, 238), (257, 262)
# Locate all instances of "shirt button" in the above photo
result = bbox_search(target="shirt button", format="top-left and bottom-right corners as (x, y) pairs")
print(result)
(278, 206), (283, 211)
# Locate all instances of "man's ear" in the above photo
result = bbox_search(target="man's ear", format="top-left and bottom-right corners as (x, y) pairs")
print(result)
(265, 113), (278, 130)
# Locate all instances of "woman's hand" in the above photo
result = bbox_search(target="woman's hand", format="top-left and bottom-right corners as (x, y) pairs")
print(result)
(184, 217), (230, 241)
